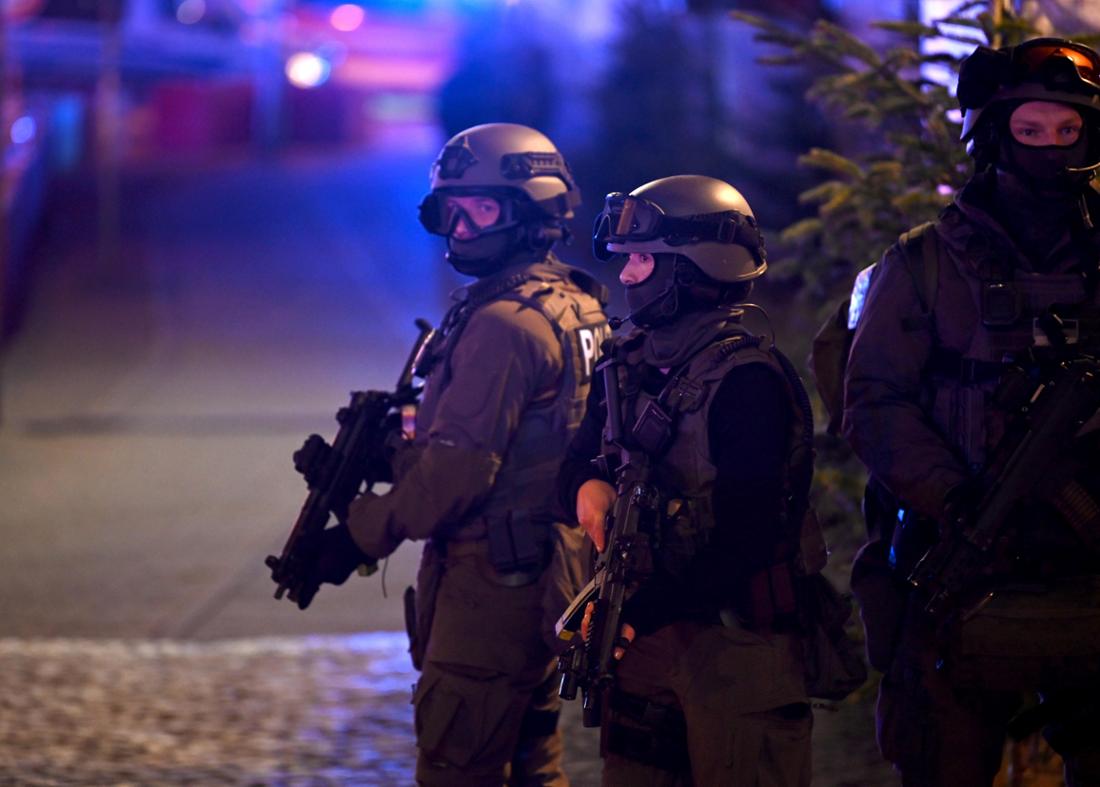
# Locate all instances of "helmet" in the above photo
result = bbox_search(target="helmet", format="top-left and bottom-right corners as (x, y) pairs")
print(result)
(959, 38), (1100, 159)
(418, 123), (581, 276)
(592, 175), (766, 283)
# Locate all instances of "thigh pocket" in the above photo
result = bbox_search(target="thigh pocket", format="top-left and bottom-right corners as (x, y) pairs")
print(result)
(876, 669), (935, 773)
(413, 666), (525, 771)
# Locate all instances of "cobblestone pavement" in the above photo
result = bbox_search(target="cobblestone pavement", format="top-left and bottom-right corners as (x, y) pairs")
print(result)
(0, 632), (900, 787)
(0, 627), (1063, 787)
(0, 631), (898, 787)
(0, 633), (602, 787)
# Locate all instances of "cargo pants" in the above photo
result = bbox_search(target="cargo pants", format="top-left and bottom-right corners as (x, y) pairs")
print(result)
(878, 598), (1100, 787)
(601, 620), (812, 787)
(412, 525), (586, 786)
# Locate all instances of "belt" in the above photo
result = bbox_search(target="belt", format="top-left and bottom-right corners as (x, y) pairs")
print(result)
(442, 539), (545, 587)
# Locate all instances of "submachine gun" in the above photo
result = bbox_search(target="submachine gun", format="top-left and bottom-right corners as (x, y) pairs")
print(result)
(556, 349), (664, 729)
(909, 304), (1100, 616)
(265, 319), (435, 606)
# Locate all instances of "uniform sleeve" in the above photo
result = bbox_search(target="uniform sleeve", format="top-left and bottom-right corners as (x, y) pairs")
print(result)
(842, 245), (969, 521)
(346, 300), (562, 558)
(555, 365), (609, 522)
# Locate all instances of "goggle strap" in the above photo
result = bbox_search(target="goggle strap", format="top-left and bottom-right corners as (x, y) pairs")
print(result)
(661, 214), (764, 249)
(615, 198), (639, 236)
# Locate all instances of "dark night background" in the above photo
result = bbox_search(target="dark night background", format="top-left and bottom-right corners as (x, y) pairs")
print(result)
(1, 0), (1092, 783)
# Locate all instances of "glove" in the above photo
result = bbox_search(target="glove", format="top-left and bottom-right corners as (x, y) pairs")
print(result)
(296, 523), (373, 611)
(941, 479), (982, 537)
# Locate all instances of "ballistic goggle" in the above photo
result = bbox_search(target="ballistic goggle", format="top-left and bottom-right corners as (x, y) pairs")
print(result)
(418, 190), (516, 237)
(591, 192), (766, 262)
(1013, 39), (1100, 92)
(960, 39), (1100, 113)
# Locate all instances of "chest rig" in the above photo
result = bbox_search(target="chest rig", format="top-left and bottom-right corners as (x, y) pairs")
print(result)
(912, 217), (1100, 469)
(416, 260), (611, 578)
(602, 329), (819, 621)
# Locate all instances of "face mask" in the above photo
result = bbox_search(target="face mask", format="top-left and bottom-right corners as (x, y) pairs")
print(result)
(624, 255), (680, 329)
(446, 230), (517, 277)
(1001, 132), (1092, 194)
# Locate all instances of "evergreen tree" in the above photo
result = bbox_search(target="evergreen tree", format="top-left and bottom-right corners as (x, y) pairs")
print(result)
(731, 1), (1091, 305)
(729, 2), (1100, 540)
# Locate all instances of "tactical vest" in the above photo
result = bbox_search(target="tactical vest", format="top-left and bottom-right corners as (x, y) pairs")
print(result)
(913, 223), (1100, 470)
(417, 258), (610, 575)
(604, 328), (816, 622)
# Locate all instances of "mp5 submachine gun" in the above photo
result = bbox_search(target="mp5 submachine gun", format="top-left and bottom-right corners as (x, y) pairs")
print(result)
(556, 349), (663, 728)
(909, 306), (1100, 616)
(265, 319), (434, 606)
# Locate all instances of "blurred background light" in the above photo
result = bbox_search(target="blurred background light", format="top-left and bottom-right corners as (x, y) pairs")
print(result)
(10, 116), (37, 145)
(175, 0), (207, 25)
(286, 52), (332, 88)
(330, 3), (365, 32)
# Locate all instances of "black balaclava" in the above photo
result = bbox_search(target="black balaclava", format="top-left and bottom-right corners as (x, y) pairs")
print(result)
(622, 255), (745, 368)
(624, 254), (681, 329)
(999, 128), (1092, 198)
(991, 105), (1097, 266)
(445, 201), (552, 278)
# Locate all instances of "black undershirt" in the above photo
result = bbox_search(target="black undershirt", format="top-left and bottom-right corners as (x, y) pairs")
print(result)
(556, 357), (793, 635)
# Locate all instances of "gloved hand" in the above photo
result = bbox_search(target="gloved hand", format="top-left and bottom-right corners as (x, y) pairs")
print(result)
(296, 523), (374, 611)
(941, 479), (982, 537)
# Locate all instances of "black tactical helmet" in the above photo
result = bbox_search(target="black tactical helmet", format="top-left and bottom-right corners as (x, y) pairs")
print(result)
(594, 175), (767, 330)
(418, 123), (580, 276)
(958, 38), (1100, 165)
(592, 175), (767, 282)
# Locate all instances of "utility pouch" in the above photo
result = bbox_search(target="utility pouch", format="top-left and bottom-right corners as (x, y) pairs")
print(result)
(799, 572), (869, 700)
(410, 543), (445, 671)
(981, 282), (1022, 327)
(631, 400), (674, 457)
(944, 576), (1100, 692)
(487, 510), (544, 574)
(850, 539), (908, 671)
(403, 585), (418, 664)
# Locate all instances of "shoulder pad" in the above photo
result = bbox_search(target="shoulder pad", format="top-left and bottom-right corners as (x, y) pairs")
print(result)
(566, 268), (610, 307)
(897, 220), (936, 251)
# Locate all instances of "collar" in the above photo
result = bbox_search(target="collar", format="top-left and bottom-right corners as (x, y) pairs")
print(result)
(947, 169), (1100, 276)
(639, 307), (746, 369)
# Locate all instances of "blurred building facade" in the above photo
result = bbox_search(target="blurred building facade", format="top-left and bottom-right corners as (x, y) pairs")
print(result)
(5, 0), (1076, 338)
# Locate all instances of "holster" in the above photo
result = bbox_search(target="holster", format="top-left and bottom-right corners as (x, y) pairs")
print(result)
(798, 572), (869, 701)
(407, 541), (445, 671)
(850, 539), (909, 672)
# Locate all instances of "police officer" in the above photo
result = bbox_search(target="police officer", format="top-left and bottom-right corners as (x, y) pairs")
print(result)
(300, 123), (610, 785)
(844, 38), (1100, 786)
(558, 175), (814, 786)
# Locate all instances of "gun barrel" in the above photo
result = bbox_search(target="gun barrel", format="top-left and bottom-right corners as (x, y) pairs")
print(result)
(397, 318), (434, 392)
(601, 357), (624, 447)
